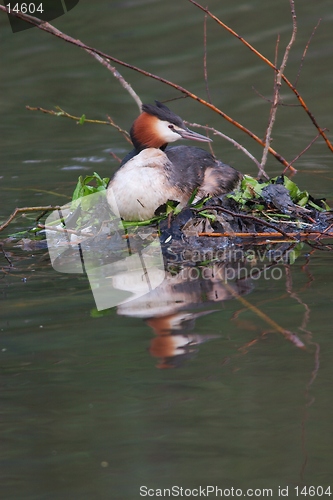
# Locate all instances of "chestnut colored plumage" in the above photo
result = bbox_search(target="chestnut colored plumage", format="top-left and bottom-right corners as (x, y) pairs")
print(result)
(107, 101), (242, 221)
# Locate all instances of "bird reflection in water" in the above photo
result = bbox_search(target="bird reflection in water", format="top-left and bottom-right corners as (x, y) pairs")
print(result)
(115, 262), (253, 369)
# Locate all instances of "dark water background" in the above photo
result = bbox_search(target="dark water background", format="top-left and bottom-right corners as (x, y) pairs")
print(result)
(1, 0), (333, 498)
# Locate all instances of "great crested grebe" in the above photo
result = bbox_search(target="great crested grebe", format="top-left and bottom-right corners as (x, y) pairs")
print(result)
(107, 101), (242, 221)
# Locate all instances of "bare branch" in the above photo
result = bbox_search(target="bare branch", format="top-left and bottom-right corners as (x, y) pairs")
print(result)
(259, 34), (281, 179)
(106, 116), (132, 143)
(26, 105), (131, 143)
(221, 279), (306, 349)
(203, 13), (212, 103)
(85, 51), (142, 111)
(197, 205), (294, 239)
(186, 121), (263, 171)
(109, 151), (122, 164)
(26, 105), (105, 124)
(38, 223), (94, 238)
(260, 0), (297, 178)
(283, 129), (326, 173)
(252, 86), (302, 107)
(0, 206), (61, 232)
(294, 18), (321, 87)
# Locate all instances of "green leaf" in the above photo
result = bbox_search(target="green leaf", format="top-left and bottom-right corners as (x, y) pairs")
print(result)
(227, 175), (269, 206)
(297, 193), (309, 207)
(282, 176), (301, 200)
(321, 200), (331, 211)
(121, 217), (161, 228)
(78, 114), (86, 125)
(287, 243), (304, 265)
(72, 176), (85, 201)
(275, 176), (311, 207)
(91, 308), (112, 317)
(308, 200), (325, 212)
(188, 187), (198, 205)
(71, 172), (110, 202)
(199, 210), (216, 221)
(192, 195), (211, 209)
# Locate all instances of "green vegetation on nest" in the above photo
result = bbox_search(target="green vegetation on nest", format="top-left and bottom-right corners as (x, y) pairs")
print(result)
(228, 174), (329, 212)
(71, 172), (330, 228)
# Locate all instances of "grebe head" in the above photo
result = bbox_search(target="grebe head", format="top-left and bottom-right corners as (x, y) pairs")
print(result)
(130, 101), (212, 151)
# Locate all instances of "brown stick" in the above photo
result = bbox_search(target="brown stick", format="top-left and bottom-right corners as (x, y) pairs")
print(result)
(283, 129), (326, 173)
(199, 205), (293, 238)
(186, 121), (262, 169)
(86, 51), (142, 111)
(223, 280), (305, 349)
(199, 232), (289, 238)
(38, 223), (94, 238)
(0, 5), (290, 169)
(198, 231), (333, 240)
(294, 18), (321, 87)
(260, 0), (297, 178)
(0, 206), (61, 232)
(260, 34), (281, 179)
(188, 0), (333, 154)
(203, 13), (212, 103)
(25, 105), (132, 144)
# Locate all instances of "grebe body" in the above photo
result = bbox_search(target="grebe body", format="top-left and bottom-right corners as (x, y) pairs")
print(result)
(107, 102), (242, 221)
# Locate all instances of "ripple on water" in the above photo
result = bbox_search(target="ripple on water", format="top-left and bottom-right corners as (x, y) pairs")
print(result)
(61, 165), (91, 171)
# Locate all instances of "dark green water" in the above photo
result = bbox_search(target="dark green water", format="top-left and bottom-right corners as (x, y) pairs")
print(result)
(1, 1), (333, 498)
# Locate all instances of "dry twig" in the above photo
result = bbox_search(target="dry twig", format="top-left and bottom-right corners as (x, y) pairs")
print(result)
(186, 121), (262, 170)
(223, 280), (306, 349)
(283, 129), (326, 173)
(203, 13), (212, 103)
(86, 51), (142, 111)
(198, 231), (333, 240)
(198, 205), (294, 239)
(38, 223), (94, 238)
(26, 105), (131, 143)
(0, 206), (61, 232)
(260, 0), (297, 178)
(294, 18), (321, 87)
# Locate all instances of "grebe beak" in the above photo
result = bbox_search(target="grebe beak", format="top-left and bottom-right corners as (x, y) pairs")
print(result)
(177, 126), (212, 143)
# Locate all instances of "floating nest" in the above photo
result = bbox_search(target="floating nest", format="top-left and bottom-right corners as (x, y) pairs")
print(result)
(29, 172), (332, 276)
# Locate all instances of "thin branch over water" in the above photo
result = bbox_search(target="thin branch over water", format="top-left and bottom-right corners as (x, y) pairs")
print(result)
(260, 0), (297, 178)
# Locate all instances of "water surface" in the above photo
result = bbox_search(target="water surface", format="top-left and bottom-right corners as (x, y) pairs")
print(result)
(1, 0), (333, 498)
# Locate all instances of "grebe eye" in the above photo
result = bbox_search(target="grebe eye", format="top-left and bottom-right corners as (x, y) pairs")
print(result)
(168, 124), (174, 129)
